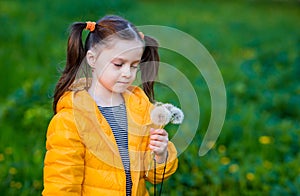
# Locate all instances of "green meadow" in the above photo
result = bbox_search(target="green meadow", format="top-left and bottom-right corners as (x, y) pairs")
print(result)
(0, 0), (299, 195)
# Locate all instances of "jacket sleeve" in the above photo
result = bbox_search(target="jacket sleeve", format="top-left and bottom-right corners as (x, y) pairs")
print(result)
(144, 141), (178, 184)
(42, 111), (85, 195)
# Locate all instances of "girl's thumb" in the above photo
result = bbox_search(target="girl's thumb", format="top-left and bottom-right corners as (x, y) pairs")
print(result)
(150, 128), (155, 134)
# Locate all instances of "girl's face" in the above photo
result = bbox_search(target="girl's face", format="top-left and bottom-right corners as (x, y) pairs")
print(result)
(88, 38), (144, 94)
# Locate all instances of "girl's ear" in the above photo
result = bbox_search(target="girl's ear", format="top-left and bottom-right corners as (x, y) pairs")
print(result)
(86, 50), (96, 68)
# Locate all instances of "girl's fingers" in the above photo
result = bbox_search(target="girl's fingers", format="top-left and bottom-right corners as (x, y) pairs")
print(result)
(149, 129), (168, 145)
(150, 140), (168, 147)
(150, 128), (168, 136)
(149, 144), (167, 154)
(150, 134), (168, 141)
(149, 128), (169, 155)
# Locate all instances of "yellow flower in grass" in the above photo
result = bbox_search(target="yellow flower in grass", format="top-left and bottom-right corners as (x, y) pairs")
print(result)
(259, 136), (272, 144)
(5, 147), (12, 155)
(218, 145), (226, 154)
(33, 180), (42, 189)
(9, 167), (17, 175)
(242, 48), (256, 59)
(246, 172), (255, 181)
(0, 153), (4, 162)
(263, 161), (272, 169)
(10, 181), (22, 189)
(229, 164), (239, 173)
(149, 186), (154, 194)
(220, 157), (230, 165)
(206, 141), (216, 149)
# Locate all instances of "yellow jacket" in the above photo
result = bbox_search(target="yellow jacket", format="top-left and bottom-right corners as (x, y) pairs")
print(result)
(43, 86), (178, 195)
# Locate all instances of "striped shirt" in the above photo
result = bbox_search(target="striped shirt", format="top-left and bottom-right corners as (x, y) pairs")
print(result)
(98, 104), (132, 196)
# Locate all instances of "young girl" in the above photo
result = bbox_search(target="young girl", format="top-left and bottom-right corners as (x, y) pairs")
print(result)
(43, 15), (178, 195)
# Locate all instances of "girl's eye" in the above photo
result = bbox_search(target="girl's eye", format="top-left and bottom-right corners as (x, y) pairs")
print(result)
(112, 62), (139, 69)
(113, 63), (123, 67)
(131, 63), (140, 69)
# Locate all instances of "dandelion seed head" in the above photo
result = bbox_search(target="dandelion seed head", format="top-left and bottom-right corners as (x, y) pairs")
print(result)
(170, 106), (184, 124)
(162, 103), (174, 111)
(150, 105), (171, 125)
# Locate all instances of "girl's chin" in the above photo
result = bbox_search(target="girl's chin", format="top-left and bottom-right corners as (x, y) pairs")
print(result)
(112, 85), (130, 93)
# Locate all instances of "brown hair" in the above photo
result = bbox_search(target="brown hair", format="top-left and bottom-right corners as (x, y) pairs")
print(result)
(52, 15), (159, 114)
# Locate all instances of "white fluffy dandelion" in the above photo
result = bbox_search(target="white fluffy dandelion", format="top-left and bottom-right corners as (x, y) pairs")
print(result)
(169, 106), (184, 124)
(161, 103), (174, 111)
(150, 102), (184, 126)
(150, 105), (172, 126)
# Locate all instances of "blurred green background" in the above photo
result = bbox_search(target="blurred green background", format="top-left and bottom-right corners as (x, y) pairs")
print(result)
(0, 0), (299, 195)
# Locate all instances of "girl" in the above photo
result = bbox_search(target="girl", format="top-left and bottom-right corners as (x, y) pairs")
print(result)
(43, 15), (178, 195)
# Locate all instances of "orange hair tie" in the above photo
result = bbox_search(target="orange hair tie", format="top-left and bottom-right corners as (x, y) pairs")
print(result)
(85, 21), (96, 32)
(139, 32), (144, 40)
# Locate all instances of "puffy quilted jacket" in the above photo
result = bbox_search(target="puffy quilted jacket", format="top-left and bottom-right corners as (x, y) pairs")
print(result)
(43, 86), (178, 195)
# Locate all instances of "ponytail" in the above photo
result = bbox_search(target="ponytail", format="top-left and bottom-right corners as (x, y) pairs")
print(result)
(140, 35), (160, 103)
(52, 22), (87, 113)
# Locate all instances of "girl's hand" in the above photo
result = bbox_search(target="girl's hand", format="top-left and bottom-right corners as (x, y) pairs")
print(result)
(149, 128), (168, 163)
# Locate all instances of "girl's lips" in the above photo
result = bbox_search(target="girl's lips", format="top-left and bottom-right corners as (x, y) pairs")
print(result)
(117, 81), (129, 84)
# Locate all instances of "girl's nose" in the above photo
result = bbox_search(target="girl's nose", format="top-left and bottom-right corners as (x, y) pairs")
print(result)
(121, 65), (131, 77)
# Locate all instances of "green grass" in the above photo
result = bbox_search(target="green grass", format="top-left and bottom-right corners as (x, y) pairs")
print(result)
(0, 0), (299, 195)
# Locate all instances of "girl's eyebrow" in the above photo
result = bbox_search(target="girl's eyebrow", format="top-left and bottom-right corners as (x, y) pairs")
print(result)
(112, 57), (141, 64)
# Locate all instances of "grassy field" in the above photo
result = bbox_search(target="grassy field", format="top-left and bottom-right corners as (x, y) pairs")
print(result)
(0, 0), (299, 195)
